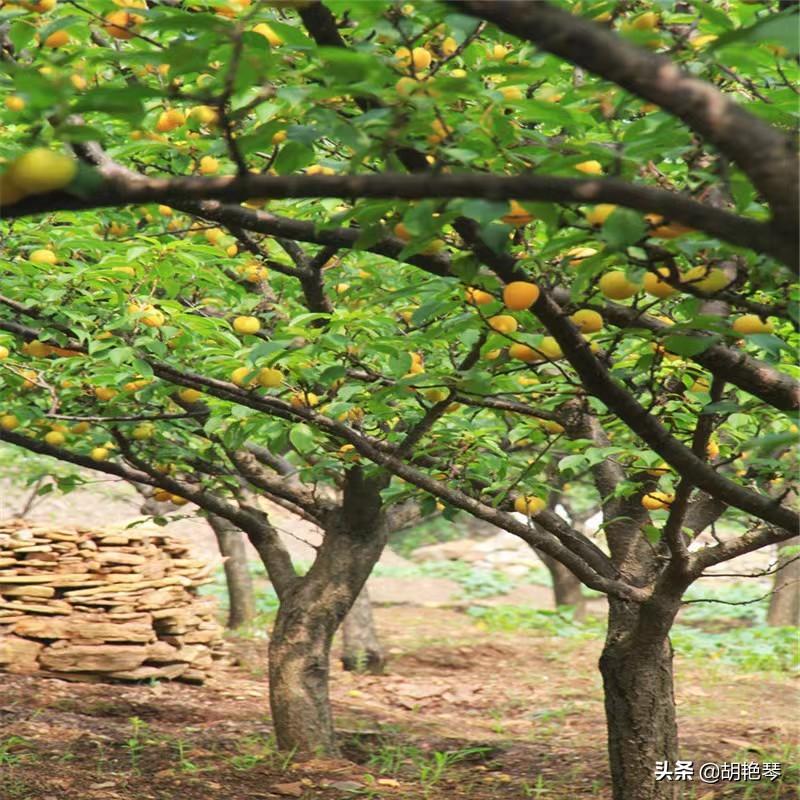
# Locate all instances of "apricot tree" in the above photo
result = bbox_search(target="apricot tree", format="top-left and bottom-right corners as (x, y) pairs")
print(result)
(0, 2), (797, 799)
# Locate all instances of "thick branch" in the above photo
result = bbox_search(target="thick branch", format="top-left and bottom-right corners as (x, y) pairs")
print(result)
(551, 288), (800, 413)
(532, 290), (798, 534)
(229, 449), (332, 525)
(690, 523), (799, 576)
(453, 0), (799, 237)
(142, 361), (646, 599)
(0, 427), (273, 546)
(4, 172), (787, 263)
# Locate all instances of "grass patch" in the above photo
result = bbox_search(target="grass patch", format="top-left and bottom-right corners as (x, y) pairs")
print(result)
(468, 604), (799, 673)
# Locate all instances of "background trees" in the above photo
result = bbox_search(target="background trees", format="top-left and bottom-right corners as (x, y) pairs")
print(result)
(0, 1), (797, 798)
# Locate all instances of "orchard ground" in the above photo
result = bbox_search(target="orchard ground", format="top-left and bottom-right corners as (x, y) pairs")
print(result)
(0, 479), (797, 800)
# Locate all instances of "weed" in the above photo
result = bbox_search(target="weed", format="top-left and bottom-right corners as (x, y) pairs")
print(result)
(418, 747), (492, 788)
(681, 582), (770, 627)
(173, 739), (200, 773)
(366, 741), (491, 789)
(374, 561), (515, 599)
(0, 776), (37, 800)
(727, 744), (800, 799)
(469, 603), (799, 673)
(468, 605), (601, 637)
(520, 774), (551, 798)
(488, 709), (506, 735)
(124, 716), (153, 772)
(366, 742), (423, 775)
(228, 733), (294, 772)
(389, 516), (466, 558)
(0, 737), (31, 767)
(670, 623), (799, 672)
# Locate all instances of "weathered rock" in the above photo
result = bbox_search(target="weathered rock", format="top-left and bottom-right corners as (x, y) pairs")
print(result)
(39, 644), (148, 672)
(0, 635), (43, 672)
(109, 663), (188, 681)
(0, 519), (223, 684)
(146, 640), (181, 663)
(1, 585), (56, 598)
(0, 600), (71, 615)
(14, 616), (154, 643)
(94, 551), (147, 566)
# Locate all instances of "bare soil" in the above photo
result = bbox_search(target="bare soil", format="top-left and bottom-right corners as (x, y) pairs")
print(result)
(1, 607), (797, 800)
(0, 480), (796, 798)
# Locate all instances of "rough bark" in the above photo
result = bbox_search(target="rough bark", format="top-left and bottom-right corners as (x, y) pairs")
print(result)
(535, 548), (587, 621)
(341, 586), (386, 674)
(267, 470), (388, 754)
(600, 596), (682, 800)
(207, 513), (257, 630)
(767, 536), (800, 626)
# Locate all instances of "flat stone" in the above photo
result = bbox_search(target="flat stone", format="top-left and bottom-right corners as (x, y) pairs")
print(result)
(39, 643), (148, 673)
(14, 616), (154, 643)
(109, 663), (188, 681)
(0, 635), (43, 671)
(269, 783), (304, 798)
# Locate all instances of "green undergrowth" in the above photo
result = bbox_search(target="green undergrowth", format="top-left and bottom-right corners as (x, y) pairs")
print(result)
(468, 603), (799, 674)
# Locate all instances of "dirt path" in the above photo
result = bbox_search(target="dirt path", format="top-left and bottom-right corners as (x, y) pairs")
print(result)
(1, 607), (796, 799)
(1, 481), (796, 797)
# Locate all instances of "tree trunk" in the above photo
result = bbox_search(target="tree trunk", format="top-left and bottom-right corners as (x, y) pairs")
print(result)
(599, 597), (681, 800)
(341, 586), (385, 674)
(268, 471), (388, 755)
(535, 547), (587, 620)
(767, 535), (800, 626)
(207, 513), (257, 630)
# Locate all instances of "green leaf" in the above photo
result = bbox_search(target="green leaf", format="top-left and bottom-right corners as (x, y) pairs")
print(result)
(694, 1), (735, 31)
(68, 162), (107, 200)
(558, 454), (588, 476)
(600, 208), (647, 250)
(316, 47), (390, 83)
(132, 358), (154, 378)
(54, 124), (108, 143)
(477, 222), (512, 254)
(289, 424), (315, 453)
(108, 347), (135, 367)
(746, 334), (789, 357)
(643, 525), (662, 544)
(319, 364), (346, 384)
(38, 14), (84, 39)
(701, 400), (740, 415)
(8, 20), (36, 51)
(411, 299), (444, 326)
(404, 201), (442, 237)
(73, 87), (155, 122)
(663, 335), (716, 357)
(388, 352), (412, 377)
(715, 10), (800, 55)
(273, 141), (315, 175)
(458, 200), (509, 225)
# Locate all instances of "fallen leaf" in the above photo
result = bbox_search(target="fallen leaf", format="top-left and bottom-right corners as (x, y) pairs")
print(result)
(269, 782), (304, 797)
(328, 780), (363, 791)
(395, 683), (447, 700)
(292, 757), (355, 772)
(720, 737), (762, 752)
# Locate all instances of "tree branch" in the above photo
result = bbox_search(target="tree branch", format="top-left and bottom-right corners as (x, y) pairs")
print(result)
(550, 288), (800, 413)
(4, 172), (788, 263)
(452, 0), (799, 238)
(531, 289), (798, 534)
